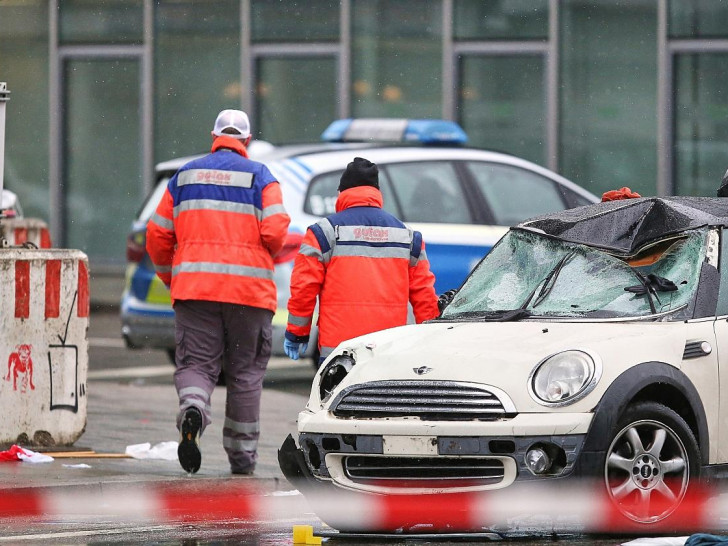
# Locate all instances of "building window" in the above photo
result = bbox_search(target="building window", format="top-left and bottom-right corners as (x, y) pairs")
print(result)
(251, 0), (339, 42)
(63, 59), (141, 261)
(154, 0), (240, 162)
(255, 57), (337, 143)
(453, 0), (549, 40)
(452, 0), (549, 163)
(459, 54), (545, 165)
(673, 53), (728, 197)
(669, 0), (728, 38)
(560, 0), (657, 197)
(59, 0), (143, 44)
(351, 0), (442, 118)
(0, 0), (50, 221)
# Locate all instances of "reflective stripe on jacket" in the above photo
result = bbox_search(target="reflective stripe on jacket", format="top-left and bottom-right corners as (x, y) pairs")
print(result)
(146, 136), (290, 312)
(286, 185), (438, 356)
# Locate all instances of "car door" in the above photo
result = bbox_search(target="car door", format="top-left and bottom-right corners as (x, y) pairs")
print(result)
(463, 161), (590, 226)
(380, 160), (505, 293)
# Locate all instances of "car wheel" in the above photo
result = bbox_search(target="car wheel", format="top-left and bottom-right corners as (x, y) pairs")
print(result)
(603, 401), (699, 527)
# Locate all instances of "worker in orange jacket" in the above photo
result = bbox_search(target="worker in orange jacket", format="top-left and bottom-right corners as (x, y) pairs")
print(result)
(147, 109), (290, 475)
(284, 157), (439, 363)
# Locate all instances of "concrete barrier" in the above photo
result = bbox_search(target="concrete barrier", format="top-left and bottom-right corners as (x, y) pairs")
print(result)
(0, 218), (52, 248)
(0, 248), (89, 447)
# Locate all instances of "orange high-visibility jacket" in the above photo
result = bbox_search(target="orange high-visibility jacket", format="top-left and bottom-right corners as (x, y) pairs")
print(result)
(285, 186), (439, 358)
(146, 136), (290, 312)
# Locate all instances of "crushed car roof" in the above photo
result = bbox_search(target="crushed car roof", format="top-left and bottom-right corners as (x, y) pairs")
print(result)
(519, 196), (728, 255)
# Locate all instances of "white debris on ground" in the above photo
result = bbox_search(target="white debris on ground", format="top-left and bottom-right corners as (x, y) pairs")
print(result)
(125, 441), (178, 460)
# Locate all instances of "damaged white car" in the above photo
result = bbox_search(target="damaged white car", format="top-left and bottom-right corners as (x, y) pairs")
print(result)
(279, 196), (728, 531)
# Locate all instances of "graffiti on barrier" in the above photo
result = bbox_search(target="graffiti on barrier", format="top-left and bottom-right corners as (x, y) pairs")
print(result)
(5, 343), (35, 393)
(47, 290), (81, 413)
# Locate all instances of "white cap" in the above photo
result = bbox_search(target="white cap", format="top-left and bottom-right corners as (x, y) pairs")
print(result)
(212, 109), (251, 139)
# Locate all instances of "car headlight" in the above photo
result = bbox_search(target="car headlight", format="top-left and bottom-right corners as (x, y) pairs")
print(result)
(319, 352), (356, 402)
(528, 350), (601, 406)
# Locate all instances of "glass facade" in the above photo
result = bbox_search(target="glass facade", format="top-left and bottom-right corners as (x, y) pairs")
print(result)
(459, 55), (545, 164)
(0, 0), (726, 272)
(674, 53), (728, 197)
(351, 0), (442, 118)
(255, 57), (337, 143)
(251, 0), (339, 42)
(669, 0), (728, 38)
(0, 0), (49, 221)
(560, 0), (658, 198)
(453, 0), (549, 40)
(63, 59), (141, 262)
(59, 0), (144, 44)
(154, 0), (240, 162)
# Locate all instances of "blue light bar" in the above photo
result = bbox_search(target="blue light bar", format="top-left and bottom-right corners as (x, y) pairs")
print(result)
(321, 118), (468, 145)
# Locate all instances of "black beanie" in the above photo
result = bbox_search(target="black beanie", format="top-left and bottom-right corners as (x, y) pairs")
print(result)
(338, 157), (379, 192)
(719, 169), (728, 197)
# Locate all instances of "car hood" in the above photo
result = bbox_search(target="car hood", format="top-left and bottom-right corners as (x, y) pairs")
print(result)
(321, 320), (690, 412)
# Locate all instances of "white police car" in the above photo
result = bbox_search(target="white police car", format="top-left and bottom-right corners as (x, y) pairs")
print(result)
(121, 119), (598, 361)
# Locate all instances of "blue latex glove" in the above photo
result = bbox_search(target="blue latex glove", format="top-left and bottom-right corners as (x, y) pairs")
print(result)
(284, 339), (308, 361)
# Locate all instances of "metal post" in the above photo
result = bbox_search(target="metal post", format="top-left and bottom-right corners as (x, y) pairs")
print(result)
(0, 82), (10, 198)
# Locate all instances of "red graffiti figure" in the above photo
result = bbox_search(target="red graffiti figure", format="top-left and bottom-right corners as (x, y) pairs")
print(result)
(6, 344), (35, 393)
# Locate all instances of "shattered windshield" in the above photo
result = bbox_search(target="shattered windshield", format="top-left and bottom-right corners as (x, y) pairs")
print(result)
(441, 228), (707, 320)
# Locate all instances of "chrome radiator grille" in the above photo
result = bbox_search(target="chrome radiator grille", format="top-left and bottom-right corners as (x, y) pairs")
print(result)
(330, 380), (511, 420)
(344, 456), (504, 486)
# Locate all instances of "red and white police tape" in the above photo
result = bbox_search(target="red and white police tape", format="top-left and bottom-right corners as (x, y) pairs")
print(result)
(0, 481), (726, 533)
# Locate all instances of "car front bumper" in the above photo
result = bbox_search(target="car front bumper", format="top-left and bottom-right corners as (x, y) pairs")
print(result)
(280, 411), (594, 495)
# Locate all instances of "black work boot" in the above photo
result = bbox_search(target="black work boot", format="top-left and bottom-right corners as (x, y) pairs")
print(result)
(178, 407), (203, 474)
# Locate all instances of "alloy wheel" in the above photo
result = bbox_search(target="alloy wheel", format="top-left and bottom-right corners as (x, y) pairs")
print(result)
(604, 418), (689, 523)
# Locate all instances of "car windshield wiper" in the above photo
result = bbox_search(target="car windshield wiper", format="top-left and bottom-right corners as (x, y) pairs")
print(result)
(439, 309), (531, 322)
(519, 251), (576, 310)
(624, 272), (678, 315)
(532, 251), (576, 308)
(629, 270), (656, 314)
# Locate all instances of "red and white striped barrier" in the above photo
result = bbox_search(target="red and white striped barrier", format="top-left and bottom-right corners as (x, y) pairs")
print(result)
(0, 248), (89, 446)
(1, 218), (52, 248)
(0, 481), (726, 535)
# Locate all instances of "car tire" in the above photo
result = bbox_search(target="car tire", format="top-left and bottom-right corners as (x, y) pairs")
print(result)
(603, 401), (700, 529)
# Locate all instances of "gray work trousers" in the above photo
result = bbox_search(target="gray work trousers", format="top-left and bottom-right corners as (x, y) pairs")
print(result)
(173, 299), (273, 473)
